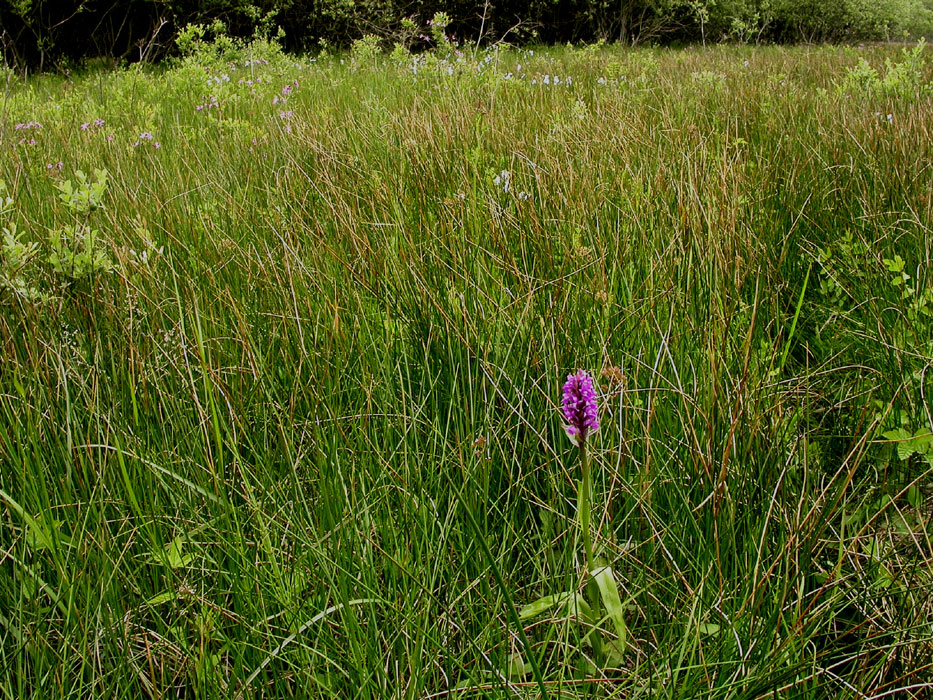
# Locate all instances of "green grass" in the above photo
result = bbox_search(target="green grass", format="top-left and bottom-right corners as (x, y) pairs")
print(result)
(0, 41), (932, 699)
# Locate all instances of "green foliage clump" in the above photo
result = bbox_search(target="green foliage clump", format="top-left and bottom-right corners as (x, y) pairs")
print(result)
(840, 38), (932, 98)
(0, 224), (35, 297)
(0, 181), (41, 302)
(0, 170), (114, 300)
(349, 34), (383, 67)
(175, 19), (285, 68)
(47, 225), (112, 283)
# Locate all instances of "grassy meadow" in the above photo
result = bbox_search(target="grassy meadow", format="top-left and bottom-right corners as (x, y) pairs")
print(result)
(1, 39), (932, 699)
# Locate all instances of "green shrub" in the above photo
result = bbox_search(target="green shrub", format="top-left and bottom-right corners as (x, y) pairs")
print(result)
(840, 39), (932, 98)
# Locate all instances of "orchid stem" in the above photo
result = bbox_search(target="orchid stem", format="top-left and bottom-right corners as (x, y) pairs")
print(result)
(579, 441), (595, 576)
(578, 440), (602, 661)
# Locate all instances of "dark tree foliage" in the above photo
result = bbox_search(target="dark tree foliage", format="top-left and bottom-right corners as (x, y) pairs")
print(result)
(1, 0), (931, 69)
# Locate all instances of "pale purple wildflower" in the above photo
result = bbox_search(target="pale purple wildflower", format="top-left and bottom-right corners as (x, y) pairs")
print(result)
(94, 118), (105, 128)
(562, 370), (600, 447)
(80, 122), (90, 131)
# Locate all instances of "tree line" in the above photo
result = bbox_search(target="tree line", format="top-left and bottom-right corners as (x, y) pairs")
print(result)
(2, 0), (932, 70)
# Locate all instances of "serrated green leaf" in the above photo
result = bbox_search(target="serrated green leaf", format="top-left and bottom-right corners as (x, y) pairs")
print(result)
(882, 428), (910, 442)
(912, 429), (933, 451)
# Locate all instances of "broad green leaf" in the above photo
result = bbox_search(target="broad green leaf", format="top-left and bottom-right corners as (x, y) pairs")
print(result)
(24, 517), (56, 552)
(898, 440), (915, 462)
(559, 593), (593, 620)
(602, 638), (627, 667)
(882, 428), (910, 442)
(145, 590), (177, 606)
(591, 566), (627, 652)
(890, 511), (923, 536)
(519, 593), (568, 619)
(147, 537), (193, 570)
(698, 622), (721, 636)
(884, 428), (932, 461)
(0, 491), (71, 553)
(912, 428), (933, 451)
(506, 652), (531, 679)
(519, 591), (592, 621)
(883, 255), (905, 273)
(165, 537), (193, 570)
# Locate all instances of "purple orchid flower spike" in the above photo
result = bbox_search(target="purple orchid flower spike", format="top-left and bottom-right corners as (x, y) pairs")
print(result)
(562, 370), (599, 447)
